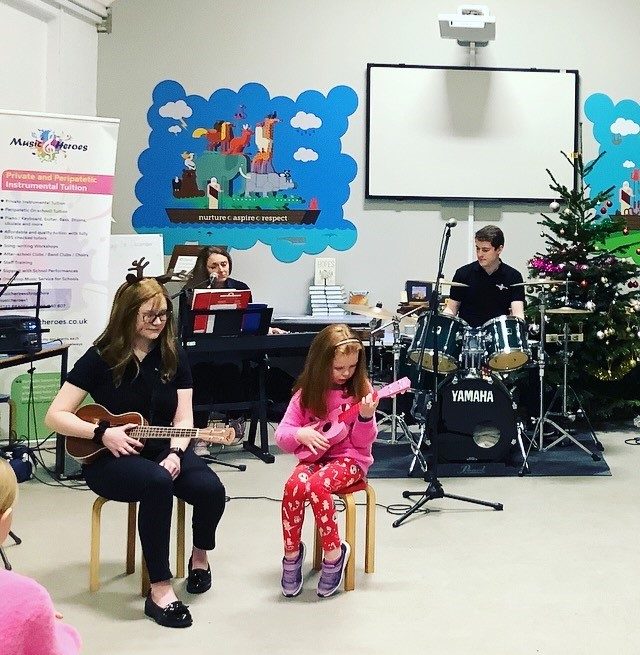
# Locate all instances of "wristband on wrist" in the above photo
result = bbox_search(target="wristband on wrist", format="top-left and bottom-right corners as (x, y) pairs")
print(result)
(92, 420), (110, 444)
(358, 415), (373, 422)
(168, 447), (185, 459)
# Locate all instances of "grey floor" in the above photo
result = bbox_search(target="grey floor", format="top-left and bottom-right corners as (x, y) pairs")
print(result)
(4, 425), (640, 655)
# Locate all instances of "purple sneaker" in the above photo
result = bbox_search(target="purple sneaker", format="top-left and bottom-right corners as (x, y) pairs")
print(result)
(281, 542), (306, 597)
(317, 541), (351, 598)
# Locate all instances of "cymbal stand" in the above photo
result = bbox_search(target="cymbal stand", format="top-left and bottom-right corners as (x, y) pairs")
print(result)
(540, 320), (602, 458)
(518, 287), (551, 474)
(372, 314), (415, 445)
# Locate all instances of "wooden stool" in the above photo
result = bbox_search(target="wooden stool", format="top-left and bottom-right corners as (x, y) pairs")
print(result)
(312, 480), (376, 591)
(90, 496), (186, 596)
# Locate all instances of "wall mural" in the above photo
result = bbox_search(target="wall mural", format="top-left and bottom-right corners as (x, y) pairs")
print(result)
(585, 93), (640, 261)
(133, 80), (359, 263)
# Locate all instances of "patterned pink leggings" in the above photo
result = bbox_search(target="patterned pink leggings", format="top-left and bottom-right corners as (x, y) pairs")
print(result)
(281, 457), (364, 555)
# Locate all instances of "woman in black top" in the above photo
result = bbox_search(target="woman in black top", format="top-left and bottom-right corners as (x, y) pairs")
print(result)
(181, 246), (286, 450)
(45, 278), (226, 628)
(182, 245), (251, 297)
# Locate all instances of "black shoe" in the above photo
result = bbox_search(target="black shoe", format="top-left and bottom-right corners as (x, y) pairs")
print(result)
(144, 593), (192, 628)
(186, 556), (212, 594)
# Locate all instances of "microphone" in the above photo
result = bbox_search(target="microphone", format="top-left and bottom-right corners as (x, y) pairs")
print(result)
(446, 218), (458, 228)
(209, 272), (218, 287)
(169, 275), (211, 300)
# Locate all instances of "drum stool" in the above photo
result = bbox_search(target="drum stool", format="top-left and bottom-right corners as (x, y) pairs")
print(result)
(90, 496), (185, 596)
(312, 480), (376, 591)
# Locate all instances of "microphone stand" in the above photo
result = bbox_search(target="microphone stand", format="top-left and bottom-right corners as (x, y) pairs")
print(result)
(392, 221), (504, 528)
(0, 271), (19, 301)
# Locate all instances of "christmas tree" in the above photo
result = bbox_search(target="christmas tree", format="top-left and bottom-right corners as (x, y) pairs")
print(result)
(527, 149), (640, 418)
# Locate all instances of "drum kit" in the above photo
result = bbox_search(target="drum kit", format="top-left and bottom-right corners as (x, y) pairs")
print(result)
(343, 276), (602, 475)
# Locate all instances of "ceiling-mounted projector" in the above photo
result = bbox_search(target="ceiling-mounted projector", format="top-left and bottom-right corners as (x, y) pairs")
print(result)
(438, 4), (496, 47)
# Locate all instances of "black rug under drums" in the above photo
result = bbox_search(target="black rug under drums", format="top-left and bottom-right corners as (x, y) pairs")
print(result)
(368, 434), (611, 479)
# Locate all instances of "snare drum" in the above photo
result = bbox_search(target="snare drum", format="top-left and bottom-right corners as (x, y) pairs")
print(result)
(407, 313), (466, 373)
(482, 315), (530, 371)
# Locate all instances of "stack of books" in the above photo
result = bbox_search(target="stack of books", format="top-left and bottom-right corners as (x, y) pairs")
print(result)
(309, 285), (346, 316)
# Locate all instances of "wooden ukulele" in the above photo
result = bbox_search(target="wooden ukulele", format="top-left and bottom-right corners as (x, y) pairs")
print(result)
(65, 404), (235, 464)
(295, 377), (412, 463)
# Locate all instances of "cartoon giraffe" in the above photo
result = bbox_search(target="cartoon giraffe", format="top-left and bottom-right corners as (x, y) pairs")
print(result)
(251, 112), (281, 174)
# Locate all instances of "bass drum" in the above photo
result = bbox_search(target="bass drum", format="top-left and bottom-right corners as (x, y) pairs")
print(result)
(431, 375), (517, 463)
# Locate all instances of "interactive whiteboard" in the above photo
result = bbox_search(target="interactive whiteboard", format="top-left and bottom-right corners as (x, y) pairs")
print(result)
(366, 65), (578, 202)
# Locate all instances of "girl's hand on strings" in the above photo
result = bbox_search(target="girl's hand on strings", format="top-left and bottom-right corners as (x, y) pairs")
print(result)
(296, 423), (330, 455)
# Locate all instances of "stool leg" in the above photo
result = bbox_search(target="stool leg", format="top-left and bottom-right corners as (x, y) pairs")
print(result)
(0, 545), (11, 571)
(313, 525), (322, 570)
(126, 503), (136, 575)
(90, 497), (109, 592)
(141, 556), (150, 597)
(8, 399), (16, 445)
(176, 499), (185, 579)
(342, 493), (356, 591)
(364, 485), (376, 574)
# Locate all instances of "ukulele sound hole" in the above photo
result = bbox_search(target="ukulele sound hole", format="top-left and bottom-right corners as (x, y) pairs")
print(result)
(321, 423), (331, 433)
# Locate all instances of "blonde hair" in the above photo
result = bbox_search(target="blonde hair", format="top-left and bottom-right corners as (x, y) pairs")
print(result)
(0, 459), (18, 515)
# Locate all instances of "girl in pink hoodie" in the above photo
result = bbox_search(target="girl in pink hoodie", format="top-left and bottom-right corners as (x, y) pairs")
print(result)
(275, 324), (378, 598)
(0, 459), (82, 655)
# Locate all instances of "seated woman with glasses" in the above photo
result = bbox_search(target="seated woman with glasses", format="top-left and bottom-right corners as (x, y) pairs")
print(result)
(45, 277), (226, 629)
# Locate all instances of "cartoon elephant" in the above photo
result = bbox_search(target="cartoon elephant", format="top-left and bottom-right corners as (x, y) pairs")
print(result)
(194, 151), (250, 198)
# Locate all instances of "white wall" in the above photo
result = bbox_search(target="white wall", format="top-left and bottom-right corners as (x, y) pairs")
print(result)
(0, 0), (100, 116)
(3, 0), (637, 315)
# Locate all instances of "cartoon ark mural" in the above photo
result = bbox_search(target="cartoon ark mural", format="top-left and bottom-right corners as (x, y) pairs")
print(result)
(133, 81), (359, 263)
(586, 92), (640, 261)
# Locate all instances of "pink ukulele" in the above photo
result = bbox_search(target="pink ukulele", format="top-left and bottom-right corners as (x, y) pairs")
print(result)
(295, 377), (411, 463)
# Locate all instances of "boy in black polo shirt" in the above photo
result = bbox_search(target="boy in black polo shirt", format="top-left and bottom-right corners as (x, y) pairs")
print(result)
(443, 225), (525, 327)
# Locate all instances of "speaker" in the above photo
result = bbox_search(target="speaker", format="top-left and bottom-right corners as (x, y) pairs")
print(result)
(0, 315), (42, 355)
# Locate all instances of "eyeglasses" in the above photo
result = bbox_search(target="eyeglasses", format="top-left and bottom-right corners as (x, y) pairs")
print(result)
(139, 310), (171, 324)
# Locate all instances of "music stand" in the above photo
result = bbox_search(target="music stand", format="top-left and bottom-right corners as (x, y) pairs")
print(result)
(392, 224), (503, 528)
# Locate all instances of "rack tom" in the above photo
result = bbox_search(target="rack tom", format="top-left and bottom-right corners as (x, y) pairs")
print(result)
(407, 313), (466, 373)
(482, 315), (530, 371)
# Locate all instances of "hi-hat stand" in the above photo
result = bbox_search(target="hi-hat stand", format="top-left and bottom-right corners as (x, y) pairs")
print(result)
(519, 285), (551, 475)
(539, 319), (602, 458)
(393, 221), (503, 528)
(373, 307), (422, 445)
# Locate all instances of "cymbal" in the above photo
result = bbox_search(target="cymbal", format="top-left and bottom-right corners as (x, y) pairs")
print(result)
(422, 279), (469, 288)
(341, 304), (394, 320)
(511, 279), (576, 287)
(546, 306), (592, 315)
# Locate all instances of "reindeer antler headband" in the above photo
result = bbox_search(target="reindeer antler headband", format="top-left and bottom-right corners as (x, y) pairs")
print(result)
(125, 257), (186, 286)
